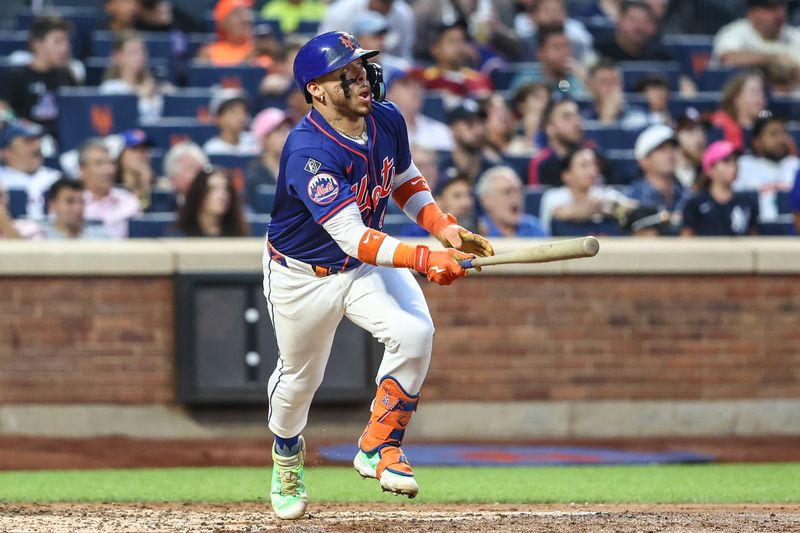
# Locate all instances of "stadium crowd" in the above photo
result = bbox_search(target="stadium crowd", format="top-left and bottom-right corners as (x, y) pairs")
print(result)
(1, 0), (800, 240)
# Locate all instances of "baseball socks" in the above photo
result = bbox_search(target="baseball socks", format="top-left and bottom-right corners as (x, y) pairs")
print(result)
(353, 376), (420, 498)
(270, 434), (307, 519)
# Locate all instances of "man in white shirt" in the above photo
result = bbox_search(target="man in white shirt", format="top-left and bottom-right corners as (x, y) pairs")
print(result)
(79, 138), (141, 238)
(385, 66), (453, 152)
(712, 0), (800, 70)
(0, 121), (61, 220)
(202, 89), (258, 156)
(735, 112), (799, 222)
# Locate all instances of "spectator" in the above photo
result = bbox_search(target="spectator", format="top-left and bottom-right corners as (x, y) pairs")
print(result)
(529, 97), (588, 186)
(196, 0), (255, 66)
(674, 108), (707, 189)
(156, 141), (209, 209)
(682, 140), (759, 236)
(245, 108), (293, 207)
(423, 22), (494, 105)
(203, 89), (258, 156)
(259, 38), (304, 98)
(0, 183), (41, 239)
(438, 100), (494, 185)
(627, 124), (693, 231)
(173, 166), (249, 237)
(399, 174), (476, 236)
(0, 121), (61, 220)
(539, 147), (636, 233)
(515, 0), (595, 65)
(477, 165), (547, 237)
(320, 0), (415, 60)
(508, 82), (551, 155)
(135, 0), (207, 33)
(711, 71), (767, 151)
(735, 111), (799, 223)
(410, 144), (440, 192)
(0, 16), (78, 142)
(633, 74), (673, 127)
(510, 24), (588, 96)
(114, 129), (156, 211)
(570, 0), (623, 24)
(38, 178), (114, 239)
(251, 23), (281, 71)
(483, 94), (520, 162)
(104, 0), (138, 32)
(354, 11), (407, 73)
(260, 0), (326, 34)
(99, 31), (168, 125)
(79, 138), (141, 239)
(385, 67), (453, 152)
(712, 0), (800, 72)
(595, 0), (673, 62)
(581, 58), (648, 129)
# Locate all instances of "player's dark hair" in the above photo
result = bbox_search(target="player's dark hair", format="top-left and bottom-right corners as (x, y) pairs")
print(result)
(177, 166), (249, 237)
(536, 24), (566, 50)
(29, 15), (72, 46)
(620, 0), (657, 22)
(47, 177), (83, 204)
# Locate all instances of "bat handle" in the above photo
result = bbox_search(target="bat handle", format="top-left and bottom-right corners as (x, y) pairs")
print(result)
(459, 258), (474, 269)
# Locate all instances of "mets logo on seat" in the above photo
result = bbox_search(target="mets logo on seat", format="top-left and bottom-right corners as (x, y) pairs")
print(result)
(308, 173), (339, 205)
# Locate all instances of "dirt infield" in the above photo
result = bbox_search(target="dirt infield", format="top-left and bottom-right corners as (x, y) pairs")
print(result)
(2, 503), (800, 533)
(2, 436), (800, 470)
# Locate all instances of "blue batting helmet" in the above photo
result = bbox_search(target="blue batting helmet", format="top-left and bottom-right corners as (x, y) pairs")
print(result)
(293, 31), (380, 103)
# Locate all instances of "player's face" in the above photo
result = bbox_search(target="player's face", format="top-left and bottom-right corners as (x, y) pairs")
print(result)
(51, 188), (85, 230)
(319, 60), (372, 117)
(202, 173), (231, 217)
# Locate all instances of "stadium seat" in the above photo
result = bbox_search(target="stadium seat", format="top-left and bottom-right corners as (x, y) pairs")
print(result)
(253, 184), (276, 214)
(525, 186), (548, 217)
(163, 89), (214, 119)
(91, 31), (173, 62)
(776, 191), (792, 214)
(296, 20), (321, 34)
(551, 219), (623, 237)
(663, 34), (714, 80)
(504, 155), (532, 181)
(184, 33), (216, 60)
(604, 149), (639, 185)
(7, 188), (27, 219)
(209, 154), (252, 174)
(421, 95), (447, 123)
(128, 213), (176, 238)
(148, 190), (177, 213)
(758, 220), (796, 236)
(620, 62), (681, 92)
(141, 118), (217, 150)
(186, 64), (266, 95)
(0, 31), (32, 56)
(698, 67), (740, 92)
(583, 125), (641, 151)
(56, 89), (139, 151)
(247, 214), (271, 237)
(668, 93), (721, 116)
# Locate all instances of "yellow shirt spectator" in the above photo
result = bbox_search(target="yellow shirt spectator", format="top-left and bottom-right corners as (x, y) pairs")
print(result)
(260, 0), (326, 34)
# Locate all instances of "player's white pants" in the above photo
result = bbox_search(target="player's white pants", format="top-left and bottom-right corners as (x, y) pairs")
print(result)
(262, 243), (434, 439)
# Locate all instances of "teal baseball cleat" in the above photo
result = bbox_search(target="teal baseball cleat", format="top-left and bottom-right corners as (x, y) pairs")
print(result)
(270, 436), (308, 520)
(353, 446), (419, 498)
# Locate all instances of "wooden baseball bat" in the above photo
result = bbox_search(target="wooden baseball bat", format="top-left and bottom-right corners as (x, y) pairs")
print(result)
(458, 236), (600, 269)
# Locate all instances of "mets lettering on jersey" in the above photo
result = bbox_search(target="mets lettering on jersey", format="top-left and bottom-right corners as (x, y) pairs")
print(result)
(268, 101), (414, 270)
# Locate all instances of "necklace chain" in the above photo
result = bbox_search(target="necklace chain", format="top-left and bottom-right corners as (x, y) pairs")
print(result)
(332, 121), (367, 141)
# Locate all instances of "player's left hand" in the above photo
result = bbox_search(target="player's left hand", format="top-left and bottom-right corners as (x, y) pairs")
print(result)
(437, 224), (495, 258)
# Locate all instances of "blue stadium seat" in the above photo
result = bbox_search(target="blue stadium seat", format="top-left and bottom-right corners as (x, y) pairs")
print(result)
(698, 67), (740, 92)
(247, 214), (271, 237)
(583, 125), (640, 151)
(163, 89), (214, 119)
(421, 95), (447, 123)
(504, 155), (532, 181)
(758, 221), (796, 236)
(253, 184), (276, 214)
(187, 64), (266, 95)
(184, 33), (216, 60)
(208, 154), (252, 174)
(662, 34), (714, 80)
(0, 31), (31, 56)
(91, 31), (173, 62)
(551, 219), (623, 237)
(620, 62), (681, 92)
(525, 186), (548, 216)
(7, 188), (27, 219)
(56, 89), (139, 151)
(128, 213), (176, 238)
(604, 149), (639, 185)
(296, 20), (321, 34)
(668, 93), (720, 116)
(142, 119), (217, 150)
(148, 190), (177, 213)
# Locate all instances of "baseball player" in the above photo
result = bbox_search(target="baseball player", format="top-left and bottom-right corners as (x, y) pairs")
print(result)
(263, 31), (494, 519)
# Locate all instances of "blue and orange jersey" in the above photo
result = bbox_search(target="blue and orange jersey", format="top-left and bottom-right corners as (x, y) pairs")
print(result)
(268, 101), (413, 269)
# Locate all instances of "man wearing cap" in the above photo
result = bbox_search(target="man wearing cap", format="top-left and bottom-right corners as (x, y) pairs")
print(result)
(245, 107), (294, 207)
(682, 140), (759, 237)
(735, 112), (800, 223)
(627, 124), (693, 232)
(385, 66), (453, 152)
(203, 89), (258, 156)
(0, 121), (62, 220)
(196, 0), (256, 66)
(713, 0), (800, 71)
(439, 100), (494, 184)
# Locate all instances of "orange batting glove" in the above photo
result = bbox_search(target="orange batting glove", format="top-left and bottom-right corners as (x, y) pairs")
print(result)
(430, 213), (495, 259)
(394, 244), (474, 286)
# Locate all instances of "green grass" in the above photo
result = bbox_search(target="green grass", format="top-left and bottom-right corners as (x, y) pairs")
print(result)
(0, 464), (798, 504)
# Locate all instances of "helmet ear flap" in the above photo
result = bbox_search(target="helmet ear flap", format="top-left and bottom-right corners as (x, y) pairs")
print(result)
(365, 60), (385, 103)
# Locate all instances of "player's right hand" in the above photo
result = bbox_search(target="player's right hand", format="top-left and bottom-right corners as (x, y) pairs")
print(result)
(414, 245), (473, 286)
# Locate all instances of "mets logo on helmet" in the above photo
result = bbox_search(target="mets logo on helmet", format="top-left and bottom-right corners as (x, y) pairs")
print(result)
(308, 173), (340, 205)
(340, 34), (356, 50)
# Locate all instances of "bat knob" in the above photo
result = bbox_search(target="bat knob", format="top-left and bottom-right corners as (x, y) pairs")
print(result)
(582, 236), (600, 257)
(459, 258), (474, 269)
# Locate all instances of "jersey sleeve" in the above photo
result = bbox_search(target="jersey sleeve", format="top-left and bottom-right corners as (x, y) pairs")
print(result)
(284, 148), (357, 224)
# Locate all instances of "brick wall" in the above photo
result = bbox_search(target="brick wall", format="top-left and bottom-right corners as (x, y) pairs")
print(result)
(0, 278), (174, 403)
(1, 274), (798, 404)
